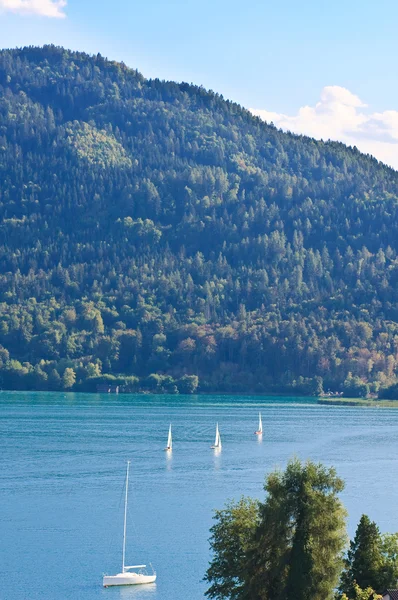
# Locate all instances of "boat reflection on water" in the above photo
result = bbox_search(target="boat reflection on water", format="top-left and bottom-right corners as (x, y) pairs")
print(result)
(213, 450), (222, 471)
(213, 443), (222, 471)
(165, 448), (173, 471)
(118, 582), (157, 599)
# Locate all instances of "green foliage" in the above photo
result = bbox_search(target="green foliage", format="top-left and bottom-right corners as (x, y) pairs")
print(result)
(338, 516), (398, 596)
(177, 375), (199, 394)
(343, 374), (370, 398)
(143, 373), (179, 393)
(293, 375), (324, 396)
(205, 498), (259, 600)
(380, 533), (398, 587)
(339, 516), (384, 597)
(62, 367), (76, 389)
(379, 383), (398, 399)
(341, 583), (381, 600)
(65, 121), (132, 168)
(0, 46), (398, 393)
(48, 368), (62, 390)
(205, 459), (347, 600)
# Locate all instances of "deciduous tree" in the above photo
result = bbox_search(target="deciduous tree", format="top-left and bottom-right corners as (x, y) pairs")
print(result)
(205, 459), (347, 600)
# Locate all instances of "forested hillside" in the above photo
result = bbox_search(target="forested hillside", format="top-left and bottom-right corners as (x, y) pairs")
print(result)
(1, 45), (398, 396)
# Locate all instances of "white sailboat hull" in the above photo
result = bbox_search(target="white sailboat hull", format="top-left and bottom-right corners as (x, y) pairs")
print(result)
(103, 572), (157, 587)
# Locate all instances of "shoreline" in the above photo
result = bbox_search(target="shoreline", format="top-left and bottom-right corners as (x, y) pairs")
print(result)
(1, 387), (397, 406)
(317, 397), (398, 408)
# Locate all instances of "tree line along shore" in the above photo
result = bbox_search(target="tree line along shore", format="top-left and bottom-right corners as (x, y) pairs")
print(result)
(1, 47), (398, 399)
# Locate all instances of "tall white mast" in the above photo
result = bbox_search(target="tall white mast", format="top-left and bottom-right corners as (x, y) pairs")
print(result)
(122, 460), (130, 573)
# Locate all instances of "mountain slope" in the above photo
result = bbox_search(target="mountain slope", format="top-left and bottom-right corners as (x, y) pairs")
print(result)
(1, 45), (398, 396)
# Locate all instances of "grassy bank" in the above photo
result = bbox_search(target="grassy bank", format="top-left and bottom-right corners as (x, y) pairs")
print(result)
(318, 397), (398, 408)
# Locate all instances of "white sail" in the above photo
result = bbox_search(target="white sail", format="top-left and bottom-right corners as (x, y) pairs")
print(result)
(212, 423), (222, 448)
(166, 424), (172, 450)
(217, 426), (222, 448)
(255, 412), (263, 435)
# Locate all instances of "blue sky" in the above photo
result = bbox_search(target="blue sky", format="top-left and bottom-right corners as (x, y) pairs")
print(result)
(1, 0), (398, 167)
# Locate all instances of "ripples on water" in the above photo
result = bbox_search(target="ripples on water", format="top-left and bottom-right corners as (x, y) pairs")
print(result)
(1, 391), (398, 600)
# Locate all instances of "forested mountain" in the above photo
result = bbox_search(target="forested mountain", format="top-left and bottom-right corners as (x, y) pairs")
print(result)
(1, 45), (398, 396)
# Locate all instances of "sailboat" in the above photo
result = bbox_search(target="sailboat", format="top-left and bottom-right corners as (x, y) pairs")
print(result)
(254, 412), (263, 435)
(211, 423), (222, 449)
(103, 461), (156, 588)
(164, 424), (172, 451)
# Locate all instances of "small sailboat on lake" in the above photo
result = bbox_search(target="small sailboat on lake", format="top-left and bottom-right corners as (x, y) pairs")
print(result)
(103, 461), (156, 588)
(254, 412), (263, 435)
(164, 424), (172, 451)
(211, 423), (222, 450)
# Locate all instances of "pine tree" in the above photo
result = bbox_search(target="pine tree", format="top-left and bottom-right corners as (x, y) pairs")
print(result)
(339, 515), (384, 597)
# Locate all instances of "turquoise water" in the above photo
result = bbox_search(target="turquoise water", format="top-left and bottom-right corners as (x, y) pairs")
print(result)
(1, 392), (398, 600)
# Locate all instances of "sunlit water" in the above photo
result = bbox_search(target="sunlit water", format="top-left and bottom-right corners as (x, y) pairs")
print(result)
(1, 392), (398, 600)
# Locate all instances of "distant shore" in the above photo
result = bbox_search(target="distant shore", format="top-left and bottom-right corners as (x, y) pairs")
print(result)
(317, 397), (398, 408)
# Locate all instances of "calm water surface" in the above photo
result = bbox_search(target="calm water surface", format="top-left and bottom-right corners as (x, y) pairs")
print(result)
(1, 392), (398, 600)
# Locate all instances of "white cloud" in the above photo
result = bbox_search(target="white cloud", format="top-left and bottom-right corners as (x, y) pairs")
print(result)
(250, 86), (398, 170)
(0, 0), (66, 18)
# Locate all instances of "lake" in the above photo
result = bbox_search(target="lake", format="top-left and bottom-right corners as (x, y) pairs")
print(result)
(1, 392), (398, 600)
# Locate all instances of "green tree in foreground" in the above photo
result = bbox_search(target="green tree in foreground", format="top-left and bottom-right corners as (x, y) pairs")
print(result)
(205, 459), (347, 600)
(205, 498), (259, 600)
(380, 533), (398, 589)
(339, 515), (384, 597)
(341, 583), (381, 600)
(339, 516), (398, 597)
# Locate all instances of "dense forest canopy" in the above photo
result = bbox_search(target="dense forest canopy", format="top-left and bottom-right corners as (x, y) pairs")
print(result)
(1, 44), (398, 396)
